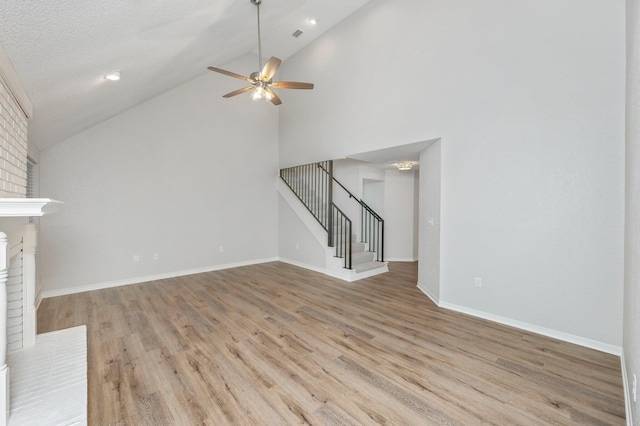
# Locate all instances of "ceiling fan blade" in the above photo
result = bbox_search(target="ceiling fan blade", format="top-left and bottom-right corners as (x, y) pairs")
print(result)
(266, 88), (282, 105)
(272, 81), (314, 90)
(207, 66), (253, 82)
(223, 86), (254, 98)
(261, 57), (282, 81)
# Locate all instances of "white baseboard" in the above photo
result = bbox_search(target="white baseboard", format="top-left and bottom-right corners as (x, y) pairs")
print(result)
(40, 257), (279, 299)
(278, 257), (364, 282)
(415, 283), (622, 356)
(278, 257), (388, 282)
(621, 353), (634, 426)
(416, 281), (439, 305)
(385, 257), (419, 262)
(278, 257), (351, 281)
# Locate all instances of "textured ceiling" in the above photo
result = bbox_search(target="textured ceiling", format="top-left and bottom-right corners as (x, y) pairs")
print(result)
(0, 0), (371, 151)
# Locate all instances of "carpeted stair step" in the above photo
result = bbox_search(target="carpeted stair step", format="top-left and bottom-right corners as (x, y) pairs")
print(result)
(354, 261), (387, 273)
(351, 251), (375, 265)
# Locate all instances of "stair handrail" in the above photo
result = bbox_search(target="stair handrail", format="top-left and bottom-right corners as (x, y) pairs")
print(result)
(279, 161), (331, 232)
(280, 161), (353, 268)
(315, 163), (384, 262)
(280, 160), (385, 267)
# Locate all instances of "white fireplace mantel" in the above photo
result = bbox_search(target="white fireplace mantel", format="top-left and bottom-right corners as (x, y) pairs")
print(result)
(0, 199), (61, 217)
(0, 197), (62, 425)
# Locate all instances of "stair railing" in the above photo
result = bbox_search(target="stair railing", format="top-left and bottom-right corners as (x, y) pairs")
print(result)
(280, 160), (385, 268)
(330, 203), (352, 269)
(280, 161), (352, 268)
(279, 161), (332, 232)
(316, 163), (384, 262)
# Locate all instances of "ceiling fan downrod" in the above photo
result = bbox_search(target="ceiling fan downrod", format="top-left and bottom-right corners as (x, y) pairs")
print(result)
(251, 0), (263, 73)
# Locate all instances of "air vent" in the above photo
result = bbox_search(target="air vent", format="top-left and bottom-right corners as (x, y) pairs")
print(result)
(292, 29), (303, 38)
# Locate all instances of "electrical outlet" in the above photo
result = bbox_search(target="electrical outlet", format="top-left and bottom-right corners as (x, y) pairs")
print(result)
(133, 255), (140, 263)
(219, 246), (224, 253)
(152, 253), (159, 261)
(474, 277), (482, 287)
(633, 374), (637, 403)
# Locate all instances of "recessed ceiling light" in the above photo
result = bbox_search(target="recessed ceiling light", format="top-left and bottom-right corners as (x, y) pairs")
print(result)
(104, 71), (121, 81)
(308, 18), (317, 26)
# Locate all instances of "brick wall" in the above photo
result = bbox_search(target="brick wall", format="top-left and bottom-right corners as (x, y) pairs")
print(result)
(0, 74), (28, 197)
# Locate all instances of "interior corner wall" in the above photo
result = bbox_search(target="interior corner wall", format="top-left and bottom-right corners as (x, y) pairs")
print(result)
(625, 0), (640, 421)
(278, 0), (625, 347)
(38, 55), (279, 293)
(413, 171), (419, 259)
(27, 140), (39, 164)
(418, 141), (441, 301)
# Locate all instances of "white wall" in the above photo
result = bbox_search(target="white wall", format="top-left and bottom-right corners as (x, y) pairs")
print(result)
(362, 180), (383, 215)
(413, 171), (419, 258)
(39, 55), (279, 293)
(625, 0), (640, 421)
(333, 160), (364, 240)
(418, 141), (441, 301)
(279, 0), (625, 348)
(278, 194), (326, 269)
(335, 160), (417, 260)
(383, 169), (417, 261)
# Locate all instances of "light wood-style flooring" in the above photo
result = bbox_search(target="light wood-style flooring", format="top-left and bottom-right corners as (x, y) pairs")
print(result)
(38, 261), (626, 425)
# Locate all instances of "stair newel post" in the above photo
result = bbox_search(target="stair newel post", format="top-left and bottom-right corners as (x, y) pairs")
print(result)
(380, 219), (384, 262)
(0, 232), (10, 425)
(327, 161), (334, 247)
(348, 220), (352, 270)
(360, 204), (364, 247)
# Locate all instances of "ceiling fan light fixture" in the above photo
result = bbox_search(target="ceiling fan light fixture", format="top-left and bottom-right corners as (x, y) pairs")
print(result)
(252, 86), (265, 101)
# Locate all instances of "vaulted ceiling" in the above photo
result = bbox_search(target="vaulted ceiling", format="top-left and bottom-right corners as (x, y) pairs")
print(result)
(0, 0), (371, 151)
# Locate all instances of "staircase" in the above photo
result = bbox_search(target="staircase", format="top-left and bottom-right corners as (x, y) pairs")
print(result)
(279, 161), (388, 281)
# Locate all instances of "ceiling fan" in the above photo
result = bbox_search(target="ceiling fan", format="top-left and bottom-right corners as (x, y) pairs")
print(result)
(207, 0), (314, 106)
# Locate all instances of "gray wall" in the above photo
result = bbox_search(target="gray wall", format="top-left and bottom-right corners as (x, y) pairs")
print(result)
(278, 0), (625, 349)
(39, 55), (279, 293)
(418, 141), (441, 301)
(277, 194), (326, 269)
(625, 0), (640, 421)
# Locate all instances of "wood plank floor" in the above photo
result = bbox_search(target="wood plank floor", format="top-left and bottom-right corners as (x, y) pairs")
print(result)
(37, 261), (626, 425)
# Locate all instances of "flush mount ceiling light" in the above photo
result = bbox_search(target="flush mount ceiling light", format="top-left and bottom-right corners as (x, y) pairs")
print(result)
(207, 0), (314, 105)
(397, 162), (413, 171)
(104, 71), (121, 81)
